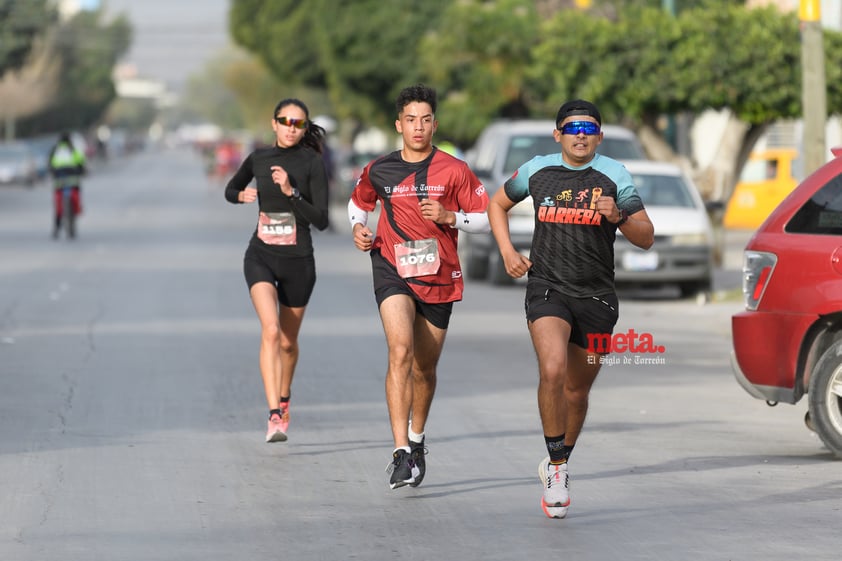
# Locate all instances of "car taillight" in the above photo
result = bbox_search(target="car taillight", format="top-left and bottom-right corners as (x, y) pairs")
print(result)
(742, 251), (777, 310)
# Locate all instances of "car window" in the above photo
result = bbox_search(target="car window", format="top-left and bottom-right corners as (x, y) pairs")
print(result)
(503, 135), (560, 177)
(786, 175), (842, 235)
(598, 137), (646, 161)
(501, 132), (645, 178)
(0, 145), (28, 160)
(471, 129), (503, 175)
(631, 173), (697, 208)
(738, 159), (769, 182)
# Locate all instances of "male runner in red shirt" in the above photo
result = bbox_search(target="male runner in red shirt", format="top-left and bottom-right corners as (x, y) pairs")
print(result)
(348, 84), (489, 489)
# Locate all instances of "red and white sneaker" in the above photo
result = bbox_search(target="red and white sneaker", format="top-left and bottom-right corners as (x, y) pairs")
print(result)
(265, 413), (287, 443)
(538, 457), (570, 519)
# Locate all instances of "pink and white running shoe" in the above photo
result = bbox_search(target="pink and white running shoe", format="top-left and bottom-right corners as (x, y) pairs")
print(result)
(266, 413), (287, 443)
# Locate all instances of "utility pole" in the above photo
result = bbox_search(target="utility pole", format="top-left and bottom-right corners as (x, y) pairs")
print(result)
(661, 0), (690, 156)
(800, 0), (827, 175)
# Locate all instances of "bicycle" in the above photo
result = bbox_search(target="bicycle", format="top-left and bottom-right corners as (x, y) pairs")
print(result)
(53, 178), (80, 239)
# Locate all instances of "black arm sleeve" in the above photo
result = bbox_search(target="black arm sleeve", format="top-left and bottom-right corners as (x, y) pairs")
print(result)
(290, 155), (330, 231)
(224, 153), (254, 204)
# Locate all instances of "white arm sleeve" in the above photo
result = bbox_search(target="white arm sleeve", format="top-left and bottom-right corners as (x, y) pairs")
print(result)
(451, 210), (490, 234)
(348, 199), (368, 228)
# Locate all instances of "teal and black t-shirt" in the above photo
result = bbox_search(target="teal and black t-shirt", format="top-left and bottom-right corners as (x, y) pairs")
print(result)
(504, 153), (645, 297)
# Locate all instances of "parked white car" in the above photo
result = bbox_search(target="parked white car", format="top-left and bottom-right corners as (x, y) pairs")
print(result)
(0, 142), (38, 188)
(614, 160), (715, 299)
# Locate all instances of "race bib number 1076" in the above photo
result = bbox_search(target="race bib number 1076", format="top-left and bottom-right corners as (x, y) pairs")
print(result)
(394, 238), (440, 278)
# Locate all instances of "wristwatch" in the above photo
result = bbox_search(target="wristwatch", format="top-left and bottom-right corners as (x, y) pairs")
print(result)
(290, 188), (301, 200)
(616, 209), (629, 226)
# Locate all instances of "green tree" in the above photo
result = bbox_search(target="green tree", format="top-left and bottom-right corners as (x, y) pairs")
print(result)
(527, 4), (816, 196)
(229, 0), (446, 128)
(0, 0), (58, 138)
(0, 34), (60, 140)
(182, 49), (249, 134)
(17, 8), (131, 136)
(0, 0), (56, 76)
(177, 47), (331, 143)
(419, 0), (540, 145)
(228, 0), (842, 199)
(824, 25), (842, 121)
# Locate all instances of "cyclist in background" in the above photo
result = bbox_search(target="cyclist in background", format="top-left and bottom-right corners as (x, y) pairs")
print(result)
(48, 132), (87, 239)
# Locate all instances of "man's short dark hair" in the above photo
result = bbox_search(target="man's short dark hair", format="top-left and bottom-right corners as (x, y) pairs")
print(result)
(396, 84), (437, 115)
(556, 99), (602, 126)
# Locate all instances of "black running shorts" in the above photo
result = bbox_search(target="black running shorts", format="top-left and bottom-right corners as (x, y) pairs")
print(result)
(243, 245), (316, 308)
(525, 280), (619, 350)
(370, 250), (453, 330)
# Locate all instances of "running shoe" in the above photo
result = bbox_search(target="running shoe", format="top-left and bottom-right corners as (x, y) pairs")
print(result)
(409, 438), (427, 487)
(386, 449), (419, 489)
(265, 413), (287, 443)
(279, 402), (290, 434)
(538, 456), (570, 519)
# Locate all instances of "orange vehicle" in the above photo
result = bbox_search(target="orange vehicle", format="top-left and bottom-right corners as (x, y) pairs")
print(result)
(724, 148), (798, 229)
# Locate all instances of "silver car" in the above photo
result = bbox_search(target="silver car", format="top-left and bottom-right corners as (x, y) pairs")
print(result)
(613, 160), (714, 299)
(0, 142), (38, 188)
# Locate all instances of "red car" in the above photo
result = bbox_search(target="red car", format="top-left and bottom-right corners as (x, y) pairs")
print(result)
(731, 147), (842, 458)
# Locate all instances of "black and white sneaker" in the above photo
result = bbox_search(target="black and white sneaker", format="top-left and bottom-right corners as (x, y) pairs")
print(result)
(409, 438), (427, 487)
(386, 449), (419, 489)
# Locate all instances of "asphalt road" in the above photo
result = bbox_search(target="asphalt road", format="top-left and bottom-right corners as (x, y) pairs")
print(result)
(0, 147), (838, 561)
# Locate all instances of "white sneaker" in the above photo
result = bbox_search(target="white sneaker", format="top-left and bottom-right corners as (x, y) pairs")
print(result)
(538, 456), (570, 519)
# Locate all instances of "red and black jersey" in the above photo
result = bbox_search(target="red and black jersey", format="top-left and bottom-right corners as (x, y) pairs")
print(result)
(351, 147), (488, 303)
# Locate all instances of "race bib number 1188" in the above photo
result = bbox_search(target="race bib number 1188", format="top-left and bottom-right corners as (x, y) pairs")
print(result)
(257, 212), (297, 245)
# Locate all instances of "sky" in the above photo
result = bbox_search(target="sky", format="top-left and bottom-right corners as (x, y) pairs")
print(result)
(101, 0), (232, 92)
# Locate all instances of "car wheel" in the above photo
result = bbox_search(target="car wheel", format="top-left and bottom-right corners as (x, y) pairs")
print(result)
(807, 341), (842, 458)
(680, 281), (711, 304)
(489, 251), (514, 286)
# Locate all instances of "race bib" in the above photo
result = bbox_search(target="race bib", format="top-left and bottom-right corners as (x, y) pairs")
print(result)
(257, 212), (297, 245)
(394, 238), (440, 278)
